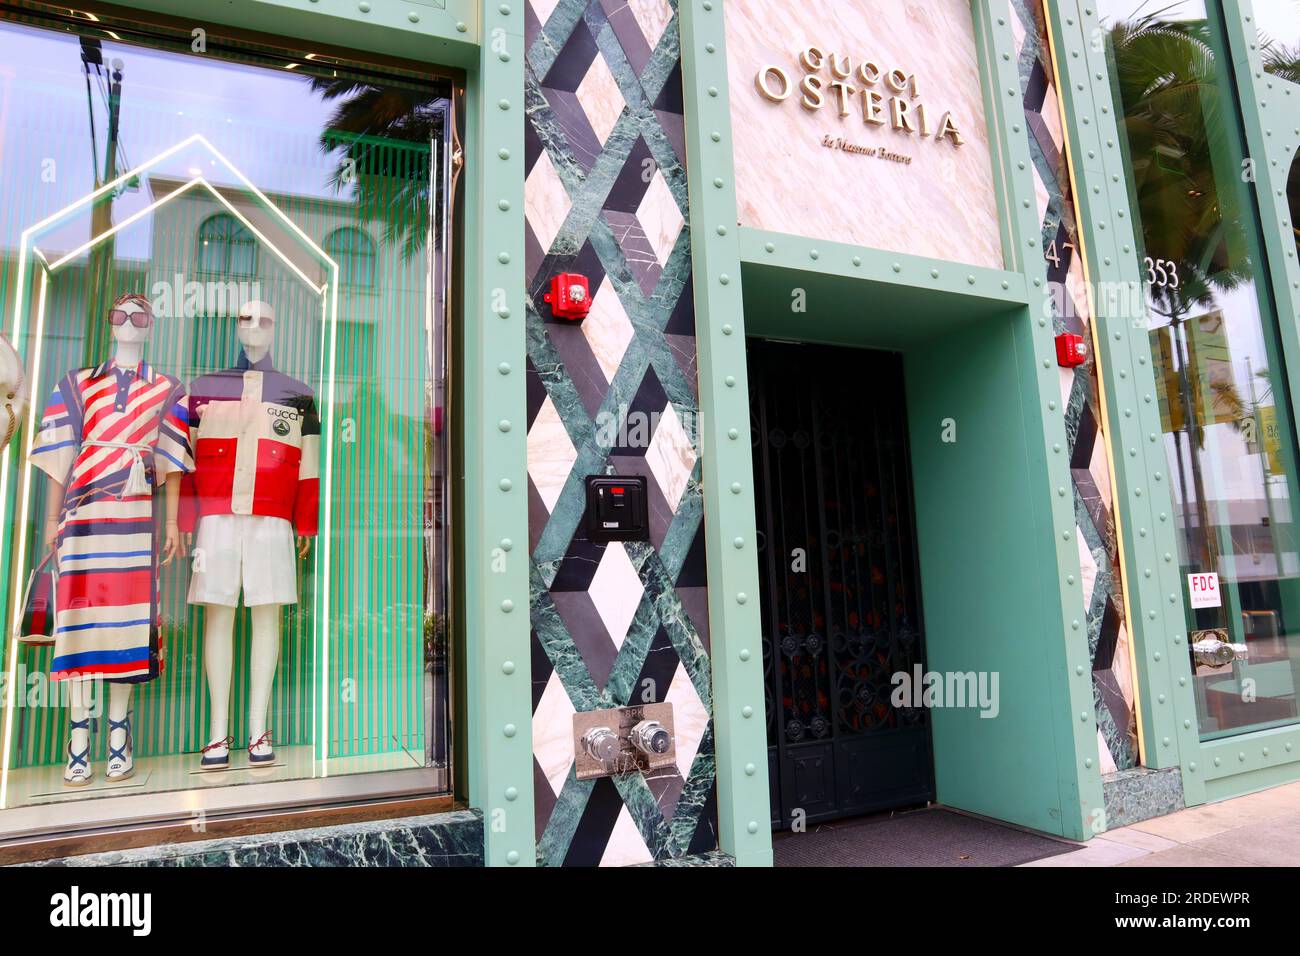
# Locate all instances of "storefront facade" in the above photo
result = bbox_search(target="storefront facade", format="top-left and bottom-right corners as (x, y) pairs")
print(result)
(0, 0), (1296, 867)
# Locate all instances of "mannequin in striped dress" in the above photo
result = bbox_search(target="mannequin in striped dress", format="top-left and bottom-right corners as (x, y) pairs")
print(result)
(30, 294), (193, 786)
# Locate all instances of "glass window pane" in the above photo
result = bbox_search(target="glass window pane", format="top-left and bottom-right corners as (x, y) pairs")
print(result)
(1099, 0), (1300, 739)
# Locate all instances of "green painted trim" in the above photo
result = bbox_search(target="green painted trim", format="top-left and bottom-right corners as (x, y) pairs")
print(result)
(1044, 1), (1207, 806)
(106, 0), (479, 67)
(678, 0), (773, 869)
(969, 0), (1106, 840)
(737, 229), (1029, 312)
(1205, 761), (1300, 801)
(1199, 721), (1300, 785)
(461, 0), (532, 867)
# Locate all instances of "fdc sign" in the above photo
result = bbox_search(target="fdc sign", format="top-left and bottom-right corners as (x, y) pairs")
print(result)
(1187, 572), (1221, 610)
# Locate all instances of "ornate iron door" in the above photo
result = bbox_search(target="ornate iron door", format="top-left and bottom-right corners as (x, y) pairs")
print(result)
(749, 341), (934, 829)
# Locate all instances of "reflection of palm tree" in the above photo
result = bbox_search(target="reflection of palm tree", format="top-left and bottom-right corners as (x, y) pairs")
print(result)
(1107, 11), (1251, 323)
(1260, 0), (1300, 85)
(306, 76), (444, 259)
(1105, 7), (1255, 579)
(1259, 5), (1300, 263)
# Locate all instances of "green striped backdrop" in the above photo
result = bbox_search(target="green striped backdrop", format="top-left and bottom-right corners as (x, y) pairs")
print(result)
(1, 34), (437, 772)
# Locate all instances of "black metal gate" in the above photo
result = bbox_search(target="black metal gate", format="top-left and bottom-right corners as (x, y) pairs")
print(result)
(748, 341), (934, 829)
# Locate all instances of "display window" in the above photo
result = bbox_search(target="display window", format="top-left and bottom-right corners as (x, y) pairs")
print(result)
(0, 4), (455, 838)
(1099, 0), (1300, 739)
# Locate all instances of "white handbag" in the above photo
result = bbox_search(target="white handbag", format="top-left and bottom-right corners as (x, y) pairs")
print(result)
(0, 333), (26, 450)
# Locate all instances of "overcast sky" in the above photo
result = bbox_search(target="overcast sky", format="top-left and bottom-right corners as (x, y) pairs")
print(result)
(0, 18), (349, 258)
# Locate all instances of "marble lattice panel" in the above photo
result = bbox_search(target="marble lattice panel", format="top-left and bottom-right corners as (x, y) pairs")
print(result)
(1015, 0), (1138, 772)
(525, 0), (718, 866)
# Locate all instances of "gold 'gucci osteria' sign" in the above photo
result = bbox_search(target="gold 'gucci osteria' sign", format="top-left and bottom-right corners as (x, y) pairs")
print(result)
(754, 46), (965, 147)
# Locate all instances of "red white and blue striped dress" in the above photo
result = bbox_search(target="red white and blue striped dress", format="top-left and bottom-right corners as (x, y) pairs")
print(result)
(29, 361), (193, 682)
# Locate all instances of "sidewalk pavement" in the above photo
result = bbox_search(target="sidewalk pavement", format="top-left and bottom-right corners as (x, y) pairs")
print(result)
(1021, 780), (1300, 867)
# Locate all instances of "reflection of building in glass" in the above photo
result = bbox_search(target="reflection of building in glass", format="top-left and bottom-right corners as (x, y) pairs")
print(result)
(143, 173), (423, 416)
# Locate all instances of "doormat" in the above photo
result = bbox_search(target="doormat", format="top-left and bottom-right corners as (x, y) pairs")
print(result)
(772, 807), (1083, 867)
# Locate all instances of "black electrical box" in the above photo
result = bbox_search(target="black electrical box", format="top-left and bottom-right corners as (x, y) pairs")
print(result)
(585, 475), (650, 542)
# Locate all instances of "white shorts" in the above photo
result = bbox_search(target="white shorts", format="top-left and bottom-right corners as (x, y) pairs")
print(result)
(187, 514), (298, 608)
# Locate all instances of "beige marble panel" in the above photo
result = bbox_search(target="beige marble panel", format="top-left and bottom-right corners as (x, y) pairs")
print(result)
(532, 670), (578, 798)
(646, 403), (698, 511)
(575, 54), (625, 146)
(637, 169), (685, 266)
(725, 0), (1003, 269)
(530, 0), (562, 29)
(666, 662), (709, 778)
(629, 0), (674, 50)
(525, 149), (572, 253)
(1041, 81), (1065, 160)
(588, 541), (644, 648)
(527, 395), (578, 513)
(601, 804), (653, 866)
(1078, 533), (1099, 609)
(1089, 429), (1114, 511)
(1112, 620), (1135, 715)
(1096, 727), (1119, 774)
(582, 277), (636, 382)
(1034, 157), (1052, 226)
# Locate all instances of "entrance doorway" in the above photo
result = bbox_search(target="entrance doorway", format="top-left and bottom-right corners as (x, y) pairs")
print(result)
(749, 340), (934, 829)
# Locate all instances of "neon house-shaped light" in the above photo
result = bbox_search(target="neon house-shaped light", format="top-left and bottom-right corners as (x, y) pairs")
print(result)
(0, 134), (342, 804)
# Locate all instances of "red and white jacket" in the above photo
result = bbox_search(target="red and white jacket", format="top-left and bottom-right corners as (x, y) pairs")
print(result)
(179, 352), (320, 536)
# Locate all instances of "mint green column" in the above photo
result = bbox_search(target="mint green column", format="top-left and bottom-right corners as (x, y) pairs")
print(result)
(945, 0), (1105, 839)
(678, 0), (773, 867)
(1043, 0), (1208, 807)
(462, 0), (535, 866)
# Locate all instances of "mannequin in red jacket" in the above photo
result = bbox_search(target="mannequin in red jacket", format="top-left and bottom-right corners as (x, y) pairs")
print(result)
(180, 301), (319, 770)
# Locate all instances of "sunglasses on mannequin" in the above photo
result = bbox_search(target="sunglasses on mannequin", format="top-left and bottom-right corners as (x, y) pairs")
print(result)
(108, 308), (153, 328)
(238, 313), (274, 330)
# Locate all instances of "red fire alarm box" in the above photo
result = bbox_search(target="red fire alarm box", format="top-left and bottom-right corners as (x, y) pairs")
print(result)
(544, 273), (591, 321)
(1056, 333), (1087, 368)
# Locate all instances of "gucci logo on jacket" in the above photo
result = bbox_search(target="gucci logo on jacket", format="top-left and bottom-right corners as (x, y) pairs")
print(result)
(178, 351), (320, 536)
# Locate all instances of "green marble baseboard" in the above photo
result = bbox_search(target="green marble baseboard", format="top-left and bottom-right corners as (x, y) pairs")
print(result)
(22, 809), (484, 867)
(1102, 767), (1185, 830)
(633, 850), (734, 867)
